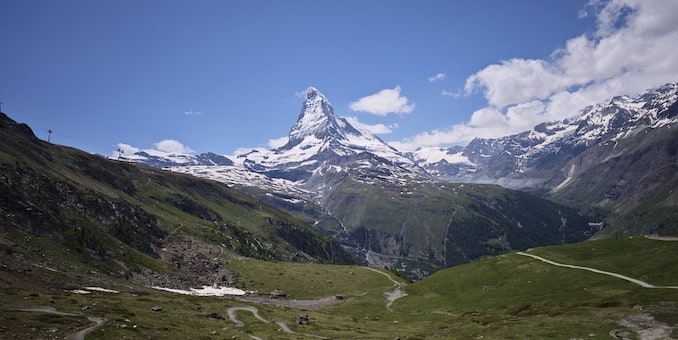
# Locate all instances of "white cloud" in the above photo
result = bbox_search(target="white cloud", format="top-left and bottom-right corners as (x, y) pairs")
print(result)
(428, 73), (446, 82)
(113, 143), (140, 157)
(394, 0), (678, 150)
(232, 147), (257, 156)
(154, 139), (194, 154)
(344, 116), (398, 135)
(111, 140), (193, 157)
(349, 86), (415, 116)
(441, 89), (460, 97)
(464, 58), (568, 108)
(184, 110), (203, 116)
(268, 136), (289, 149)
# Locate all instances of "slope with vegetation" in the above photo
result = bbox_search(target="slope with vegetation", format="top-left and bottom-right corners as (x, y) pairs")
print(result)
(319, 177), (590, 279)
(2, 234), (676, 339)
(0, 112), (356, 291)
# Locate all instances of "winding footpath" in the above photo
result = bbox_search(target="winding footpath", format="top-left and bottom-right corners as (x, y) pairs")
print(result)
(225, 268), (405, 338)
(517, 252), (678, 289)
(227, 306), (328, 339)
(1, 306), (106, 340)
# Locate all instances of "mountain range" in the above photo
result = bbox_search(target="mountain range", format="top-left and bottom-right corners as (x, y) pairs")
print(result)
(1, 84), (675, 338)
(118, 85), (677, 278)
(122, 84), (678, 240)
(123, 85), (677, 192)
(2, 83), (672, 281)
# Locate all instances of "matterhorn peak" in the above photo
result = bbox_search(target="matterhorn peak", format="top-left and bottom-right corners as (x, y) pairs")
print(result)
(270, 86), (411, 167)
(283, 87), (347, 148)
(299, 86), (335, 119)
(305, 86), (324, 100)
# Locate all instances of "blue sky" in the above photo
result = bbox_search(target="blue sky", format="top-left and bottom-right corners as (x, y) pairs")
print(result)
(2, 0), (677, 156)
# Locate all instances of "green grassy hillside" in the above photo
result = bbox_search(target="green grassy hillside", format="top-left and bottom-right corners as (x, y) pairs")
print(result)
(2, 237), (675, 339)
(400, 236), (678, 338)
(0, 112), (355, 291)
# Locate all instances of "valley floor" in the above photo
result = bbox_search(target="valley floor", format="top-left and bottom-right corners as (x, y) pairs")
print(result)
(2, 237), (677, 339)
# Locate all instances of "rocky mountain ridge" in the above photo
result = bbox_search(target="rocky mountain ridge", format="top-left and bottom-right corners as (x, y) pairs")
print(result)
(419, 83), (678, 189)
(122, 84), (678, 204)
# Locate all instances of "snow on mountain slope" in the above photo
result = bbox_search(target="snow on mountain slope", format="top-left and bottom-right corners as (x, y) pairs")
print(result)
(170, 164), (310, 198)
(120, 83), (678, 194)
(118, 148), (233, 168)
(166, 87), (427, 199)
(243, 87), (415, 170)
(419, 83), (678, 185)
(409, 146), (473, 167)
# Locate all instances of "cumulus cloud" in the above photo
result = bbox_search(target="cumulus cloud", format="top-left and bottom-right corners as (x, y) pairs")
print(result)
(111, 140), (194, 158)
(349, 86), (415, 116)
(268, 136), (289, 149)
(154, 139), (194, 154)
(428, 73), (446, 82)
(393, 0), (678, 150)
(113, 143), (140, 157)
(344, 116), (399, 135)
(232, 147), (259, 157)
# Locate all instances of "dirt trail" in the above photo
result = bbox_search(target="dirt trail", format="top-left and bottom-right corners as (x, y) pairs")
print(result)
(1, 306), (106, 340)
(517, 252), (678, 289)
(227, 306), (328, 339)
(362, 267), (408, 311)
(231, 294), (343, 310)
(227, 306), (269, 327)
(518, 252), (678, 339)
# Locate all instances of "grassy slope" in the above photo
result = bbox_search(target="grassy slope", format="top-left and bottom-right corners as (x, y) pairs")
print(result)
(2, 237), (676, 339)
(0, 112), (355, 289)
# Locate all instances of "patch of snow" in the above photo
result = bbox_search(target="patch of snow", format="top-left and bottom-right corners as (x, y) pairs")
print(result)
(152, 285), (247, 296)
(551, 164), (576, 193)
(83, 287), (120, 293)
(411, 147), (474, 166)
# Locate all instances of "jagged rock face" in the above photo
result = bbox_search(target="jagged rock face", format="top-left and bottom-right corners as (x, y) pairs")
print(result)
(284, 87), (361, 148)
(273, 87), (414, 169)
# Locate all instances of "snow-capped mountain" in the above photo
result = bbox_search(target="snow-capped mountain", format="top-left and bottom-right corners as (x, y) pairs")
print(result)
(117, 83), (678, 274)
(122, 83), (678, 198)
(166, 87), (427, 200)
(414, 83), (678, 189)
(238, 87), (418, 172)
